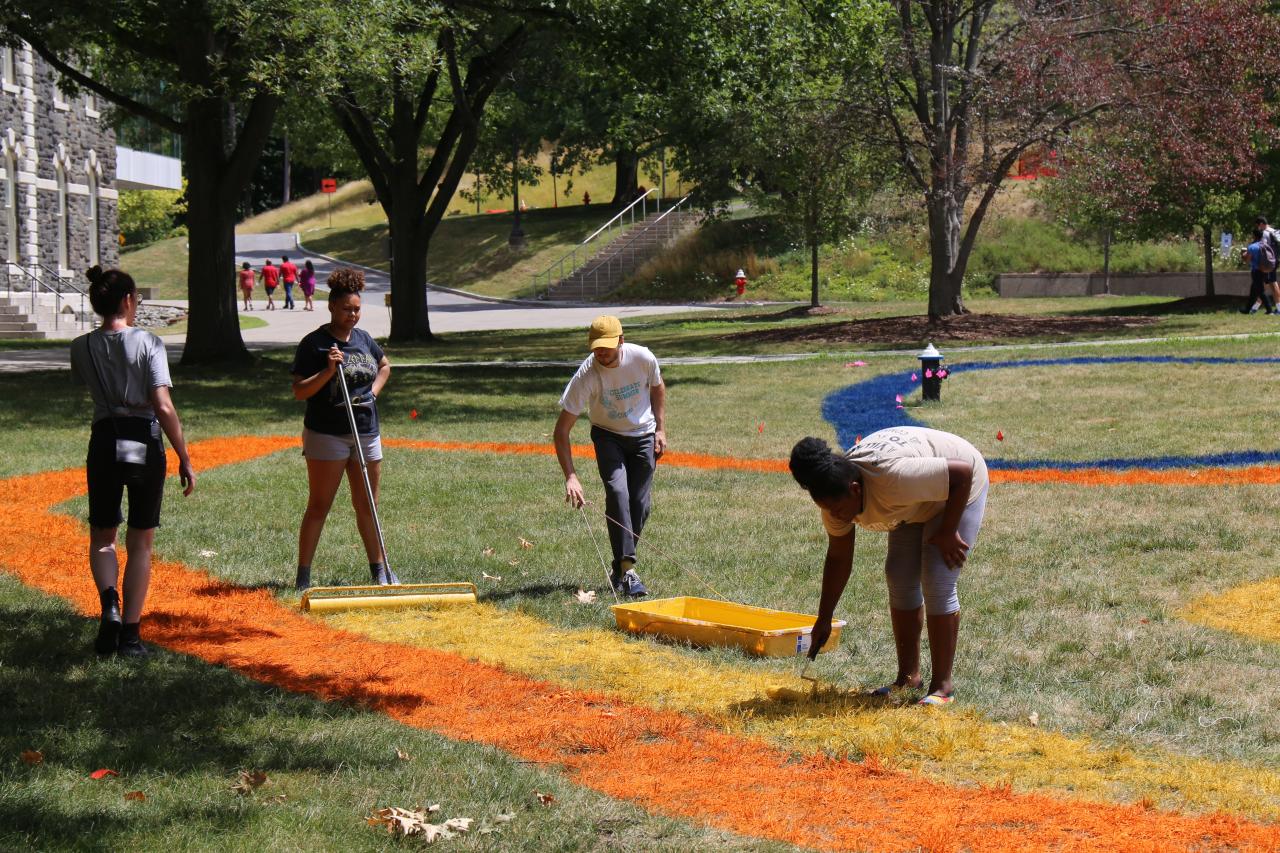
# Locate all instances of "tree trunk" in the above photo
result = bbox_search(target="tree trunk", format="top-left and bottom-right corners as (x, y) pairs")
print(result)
(387, 192), (433, 342)
(810, 238), (820, 308)
(180, 102), (252, 365)
(926, 197), (966, 319)
(509, 147), (525, 247)
(1102, 228), (1112, 295)
(610, 149), (639, 205)
(282, 131), (291, 205)
(1203, 224), (1215, 298)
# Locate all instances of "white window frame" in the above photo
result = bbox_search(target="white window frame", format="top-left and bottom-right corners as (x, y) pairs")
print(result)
(56, 163), (69, 271)
(0, 48), (16, 95)
(84, 90), (99, 119)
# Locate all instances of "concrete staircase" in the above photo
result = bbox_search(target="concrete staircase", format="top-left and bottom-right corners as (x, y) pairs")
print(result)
(541, 201), (697, 302)
(0, 293), (92, 340)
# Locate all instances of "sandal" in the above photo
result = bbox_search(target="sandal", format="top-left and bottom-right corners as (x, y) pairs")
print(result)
(918, 693), (954, 707)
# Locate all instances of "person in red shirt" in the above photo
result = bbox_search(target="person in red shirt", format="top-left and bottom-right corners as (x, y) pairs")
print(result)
(238, 262), (255, 311)
(260, 260), (280, 310)
(280, 255), (298, 310)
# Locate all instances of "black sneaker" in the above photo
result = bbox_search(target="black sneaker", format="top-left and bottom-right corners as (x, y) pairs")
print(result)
(612, 558), (648, 597)
(295, 566), (312, 592)
(95, 587), (122, 655)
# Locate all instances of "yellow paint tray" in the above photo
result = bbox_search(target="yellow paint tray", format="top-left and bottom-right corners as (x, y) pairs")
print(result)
(301, 582), (477, 613)
(610, 596), (845, 657)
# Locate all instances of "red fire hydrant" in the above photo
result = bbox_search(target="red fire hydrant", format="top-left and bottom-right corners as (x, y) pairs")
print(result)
(734, 268), (747, 298)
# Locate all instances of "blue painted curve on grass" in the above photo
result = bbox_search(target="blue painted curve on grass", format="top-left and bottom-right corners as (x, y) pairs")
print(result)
(822, 356), (1280, 471)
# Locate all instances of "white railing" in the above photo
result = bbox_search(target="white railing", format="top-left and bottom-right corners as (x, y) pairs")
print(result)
(532, 189), (659, 294)
(545, 194), (694, 300)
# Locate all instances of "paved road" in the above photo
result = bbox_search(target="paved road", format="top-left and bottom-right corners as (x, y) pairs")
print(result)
(3, 233), (723, 371)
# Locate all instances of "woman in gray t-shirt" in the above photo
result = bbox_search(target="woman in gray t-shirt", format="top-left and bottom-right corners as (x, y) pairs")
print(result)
(69, 267), (195, 658)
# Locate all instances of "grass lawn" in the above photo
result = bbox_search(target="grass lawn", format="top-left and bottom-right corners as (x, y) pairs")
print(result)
(155, 314), (267, 338)
(3, 316), (1279, 848)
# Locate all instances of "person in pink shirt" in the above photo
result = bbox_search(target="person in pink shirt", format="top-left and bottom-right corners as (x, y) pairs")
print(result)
(260, 259), (280, 310)
(238, 262), (255, 311)
(280, 255), (298, 309)
(299, 259), (317, 311)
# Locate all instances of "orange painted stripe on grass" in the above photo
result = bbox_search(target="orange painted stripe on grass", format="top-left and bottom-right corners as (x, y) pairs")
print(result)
(2, 438), (1278, 851)
(387, 437), (1280, 485)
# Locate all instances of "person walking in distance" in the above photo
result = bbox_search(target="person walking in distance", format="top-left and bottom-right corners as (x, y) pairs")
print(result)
(553, 316), (666, 597)
(280, 255), (298, 310)
(299, 259), (317, 311)
(238, 261), (255, 311)
(69, 266), (196, 657)
(261, 258), (280, 310)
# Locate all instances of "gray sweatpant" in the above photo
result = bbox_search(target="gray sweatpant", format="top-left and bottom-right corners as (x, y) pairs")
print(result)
(591, 425), (656, 571)
(884, 483), (988, 615)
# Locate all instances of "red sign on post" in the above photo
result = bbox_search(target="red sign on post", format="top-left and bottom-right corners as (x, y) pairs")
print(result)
(320, 178), (337, 193)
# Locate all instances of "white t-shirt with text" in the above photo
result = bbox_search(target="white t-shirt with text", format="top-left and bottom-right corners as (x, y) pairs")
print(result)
(559, 343), (662, 437)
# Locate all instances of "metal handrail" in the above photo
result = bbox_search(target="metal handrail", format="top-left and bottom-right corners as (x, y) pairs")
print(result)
(543, 194), (695, 300)
(29, 261), (89, 296)
(2, 260), (90, 334)
(532, 189), (659, 294)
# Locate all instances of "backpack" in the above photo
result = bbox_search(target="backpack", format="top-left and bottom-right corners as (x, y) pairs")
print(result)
(1260, 230), (1277, 273)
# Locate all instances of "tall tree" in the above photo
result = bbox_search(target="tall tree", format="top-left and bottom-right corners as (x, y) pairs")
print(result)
(2, 0), (306, 363)
(852, 0), (1276, 321)
(322, 0), (555, 342)
(1042, 1), (1280, 297)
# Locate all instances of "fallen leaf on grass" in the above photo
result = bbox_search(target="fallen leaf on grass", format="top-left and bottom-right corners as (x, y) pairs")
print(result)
(494, 812), (515, 823)
(1028, 712), (1040, 727)
(508, 559), (520, 567)
(264, 794), (288, 805)
(574, 589), (596, 604)
(367, 805), (470, 841)
(230, 770), (268, 795)
(395, 748), (411, 761)
(482, 572), (502, 582)
(90, 769), (118, 780)
(518, 537), (534, 549)
(198, 549), (218, 558)
(124, 790), (146, 802)
(535, 791), (556, 806)
(20, 750), (42, 766)
(481, 547), (495, 557)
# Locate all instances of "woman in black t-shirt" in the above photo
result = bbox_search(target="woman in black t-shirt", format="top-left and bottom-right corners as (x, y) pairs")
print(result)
(289, 268), (393, 591)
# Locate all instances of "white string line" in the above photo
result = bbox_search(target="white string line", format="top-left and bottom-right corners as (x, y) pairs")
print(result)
(577, 504), (620, 604)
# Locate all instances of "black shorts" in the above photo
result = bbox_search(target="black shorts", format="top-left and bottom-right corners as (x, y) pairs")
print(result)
(86, 417), (167, 529)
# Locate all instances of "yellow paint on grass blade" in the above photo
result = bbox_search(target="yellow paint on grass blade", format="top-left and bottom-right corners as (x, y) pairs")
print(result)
(321, 603), (1280, 820)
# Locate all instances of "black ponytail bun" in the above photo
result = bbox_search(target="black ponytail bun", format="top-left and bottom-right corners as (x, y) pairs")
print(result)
(789, 436), (860, 498)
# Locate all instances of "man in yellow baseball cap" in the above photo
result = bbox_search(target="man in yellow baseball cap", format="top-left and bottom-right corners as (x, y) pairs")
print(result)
(553, 316), (667, 596)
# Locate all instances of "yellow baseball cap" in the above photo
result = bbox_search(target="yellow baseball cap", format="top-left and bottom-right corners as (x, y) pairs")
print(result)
(587, 315), (623, 349)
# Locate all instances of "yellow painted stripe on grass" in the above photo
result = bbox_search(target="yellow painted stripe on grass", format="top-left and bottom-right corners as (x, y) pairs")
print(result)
(322, 603), (1280, 820)
(1182, 576), (1280, 643)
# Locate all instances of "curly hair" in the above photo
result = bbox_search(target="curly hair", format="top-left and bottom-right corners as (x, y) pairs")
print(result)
(789, 436), (861, 499)
(85, 265), (137, 317)
(327, 267), (366, 297)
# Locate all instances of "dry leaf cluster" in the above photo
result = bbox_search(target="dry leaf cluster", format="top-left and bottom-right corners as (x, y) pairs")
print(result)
(535, 791), (556, 806)
(230, 770), (268, 795)
(124, 790), (146, 802)
(481, 547), (495, 557)
(20, 749), (42, 766)
(518, 537), (534, 549)
(573, 589), (596, 605)
(481, 572), (502, 582)
(367, 805), (475, 842)
(395, 747), (411, 761)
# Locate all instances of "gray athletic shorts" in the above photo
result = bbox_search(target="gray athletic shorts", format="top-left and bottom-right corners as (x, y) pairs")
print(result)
(301, 427), (382, 462)
(883, 482), (988, 615)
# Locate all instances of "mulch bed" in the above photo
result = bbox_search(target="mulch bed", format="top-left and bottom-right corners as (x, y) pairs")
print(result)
(721, 309), (1164, 345)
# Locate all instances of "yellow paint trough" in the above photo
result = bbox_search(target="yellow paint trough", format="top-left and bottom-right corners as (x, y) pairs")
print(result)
(611, 596), (845, 657)
(301, 582), (478, 613)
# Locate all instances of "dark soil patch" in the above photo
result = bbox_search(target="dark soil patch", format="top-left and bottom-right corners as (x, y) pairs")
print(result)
(721, 312), (1164, 345)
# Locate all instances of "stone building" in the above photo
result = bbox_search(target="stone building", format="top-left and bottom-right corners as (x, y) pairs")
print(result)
(0, 41), (120, 280)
